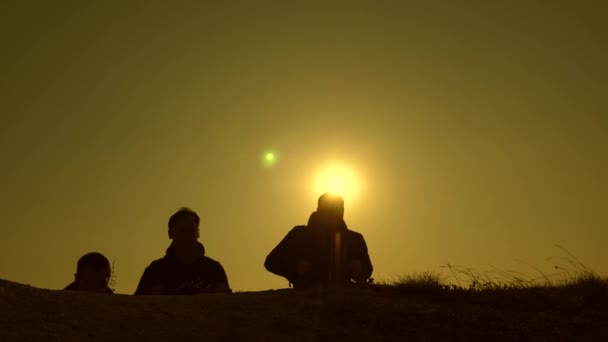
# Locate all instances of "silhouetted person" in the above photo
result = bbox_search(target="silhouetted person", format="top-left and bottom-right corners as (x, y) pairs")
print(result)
(265, 193), (373, 288)
(64, 252), (114, 293)
(135, 208), (230, 295)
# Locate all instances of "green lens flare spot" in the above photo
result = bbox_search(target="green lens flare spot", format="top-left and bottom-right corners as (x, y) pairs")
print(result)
(262, 150), (278, 168)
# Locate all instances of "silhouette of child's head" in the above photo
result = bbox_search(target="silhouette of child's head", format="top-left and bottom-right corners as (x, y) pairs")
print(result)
(74, 252), (111, 292)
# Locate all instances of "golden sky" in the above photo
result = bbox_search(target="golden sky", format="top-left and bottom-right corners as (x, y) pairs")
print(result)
(1, 2), (606, 293)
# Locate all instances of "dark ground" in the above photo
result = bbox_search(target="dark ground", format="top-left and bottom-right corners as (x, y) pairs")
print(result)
(1, 278), (607, 341)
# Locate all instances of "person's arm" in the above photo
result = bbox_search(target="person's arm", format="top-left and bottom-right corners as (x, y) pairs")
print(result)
(349, 233), (373, 282)
(264, 227), (305, 282)
(134, 263), (162, 295)
(211, 262), (231, 293)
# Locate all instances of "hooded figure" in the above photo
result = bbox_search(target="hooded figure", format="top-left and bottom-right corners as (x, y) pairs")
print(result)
(265, 193), (373, 288)
(135, 208), (230, 295)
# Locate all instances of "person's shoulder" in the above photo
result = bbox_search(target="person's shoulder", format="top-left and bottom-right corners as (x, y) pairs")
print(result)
(64, 282), (78, 290)
(345, 228), (365, 240)
(201, 255), (225, 270)
(145, 257), (169, 272)
(200, 256), (229, 280)
(281, 225), (309, 241)
(289, 225), (308, 235)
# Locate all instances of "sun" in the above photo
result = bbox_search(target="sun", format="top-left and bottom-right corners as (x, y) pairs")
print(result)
(326, 174), (347, 194)
(315, 165), (359, 202)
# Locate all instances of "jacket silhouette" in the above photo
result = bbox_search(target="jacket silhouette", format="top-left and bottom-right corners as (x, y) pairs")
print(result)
(265, 209), (373, 288)
(135, 242), (230, 295)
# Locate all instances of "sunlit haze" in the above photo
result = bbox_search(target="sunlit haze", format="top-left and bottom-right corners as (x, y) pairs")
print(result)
(315, 165), (360, 203)
(0, 2), (606, 294)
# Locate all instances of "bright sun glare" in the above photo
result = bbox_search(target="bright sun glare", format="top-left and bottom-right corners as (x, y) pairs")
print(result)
(326, 175), (347, 194)
(315, 165), (359, 202)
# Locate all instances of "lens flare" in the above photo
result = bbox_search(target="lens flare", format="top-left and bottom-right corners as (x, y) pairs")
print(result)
(261, 150), (278, 168)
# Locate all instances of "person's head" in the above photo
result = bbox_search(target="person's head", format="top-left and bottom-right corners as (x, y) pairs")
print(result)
(168, 207), (200, 246)
(74, 252), (111, 292)
(317, 193), (345, 221)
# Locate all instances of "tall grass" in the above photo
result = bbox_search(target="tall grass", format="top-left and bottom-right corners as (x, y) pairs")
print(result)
(386, 246), (607, 293)
(385, 271), (450, 291)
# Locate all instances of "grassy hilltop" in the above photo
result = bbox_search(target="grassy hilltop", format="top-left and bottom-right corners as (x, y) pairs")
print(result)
(1, 272), (607, 341)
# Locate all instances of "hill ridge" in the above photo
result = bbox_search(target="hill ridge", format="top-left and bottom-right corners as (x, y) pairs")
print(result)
(1, 278), (607, 341)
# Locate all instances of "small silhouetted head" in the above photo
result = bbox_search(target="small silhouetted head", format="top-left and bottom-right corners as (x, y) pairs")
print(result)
(317, 192), (345, 220)
(168, 207), (200, 244)
(74, 252), (111, 292)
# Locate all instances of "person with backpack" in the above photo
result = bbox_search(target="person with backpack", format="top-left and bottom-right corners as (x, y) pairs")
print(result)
(265, 193), (373, 288)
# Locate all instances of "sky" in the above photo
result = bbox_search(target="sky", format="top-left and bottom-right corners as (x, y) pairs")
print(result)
(0, 1), (606, 294)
